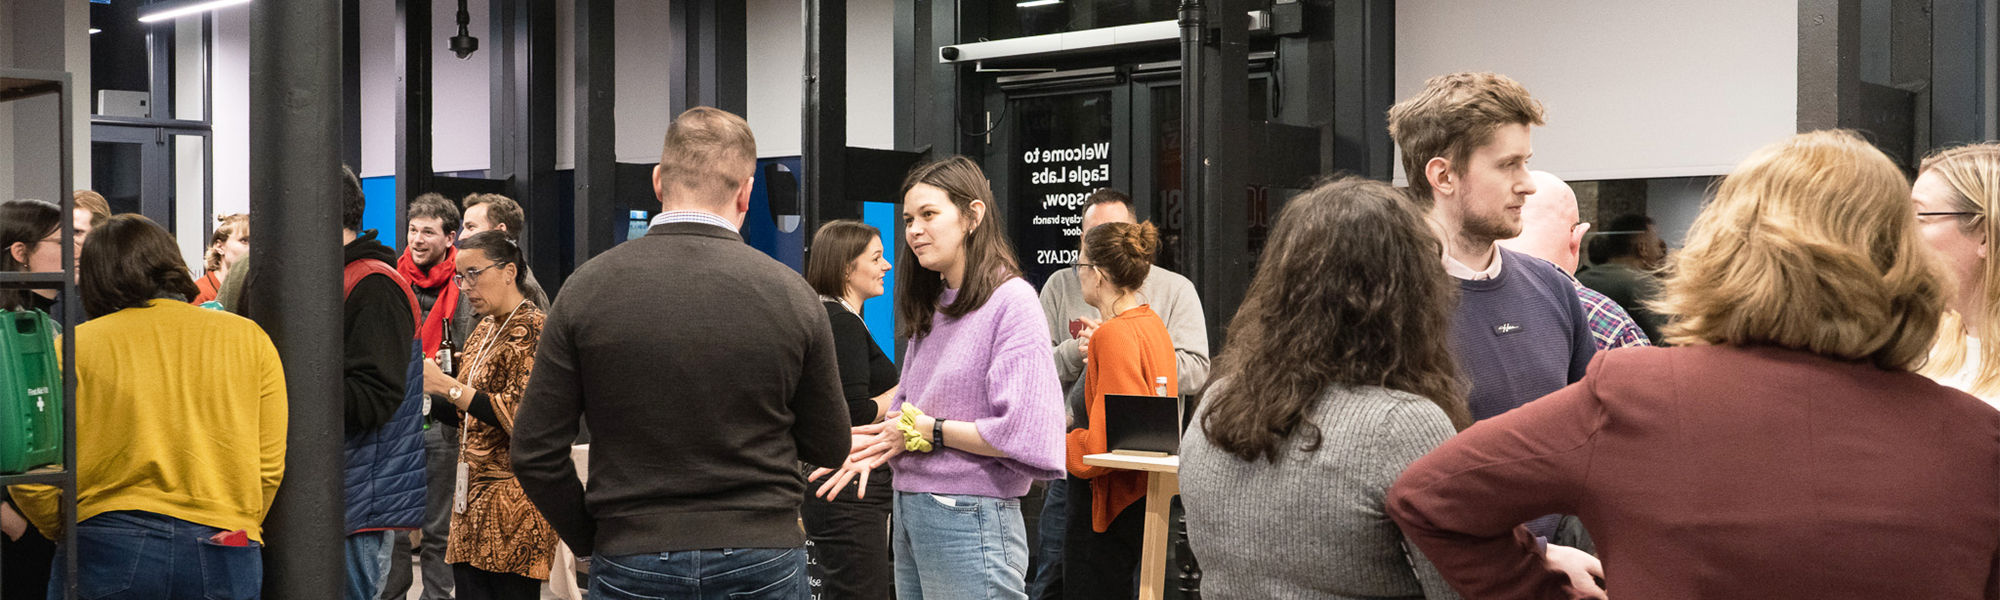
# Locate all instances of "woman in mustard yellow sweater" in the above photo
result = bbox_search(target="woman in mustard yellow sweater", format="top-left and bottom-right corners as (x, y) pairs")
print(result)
(7, 215), (286, 600)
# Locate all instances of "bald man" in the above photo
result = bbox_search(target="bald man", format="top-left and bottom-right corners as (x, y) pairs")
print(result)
(1498, 171), (1650, 350)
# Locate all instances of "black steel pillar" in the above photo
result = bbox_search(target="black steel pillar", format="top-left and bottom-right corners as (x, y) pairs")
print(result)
(1329, 0), (1394, 179)
(395, 0), (434, 248)
(342, 0), (362, 169)
(671, 0), (749, 117)
(492, 0), (562, 291)
(1933, 0), (1998, 146)
(1799, 0), (1863, 131)
(804, 0), (849, 244)
(249, 0), (347, 598)
(1183, 0), (1252, 348)
(574, 0), (617, 263)
(895, 0), (966, 157)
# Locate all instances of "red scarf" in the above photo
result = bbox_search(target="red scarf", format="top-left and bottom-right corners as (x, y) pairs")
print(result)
(397, 246), (459, 357)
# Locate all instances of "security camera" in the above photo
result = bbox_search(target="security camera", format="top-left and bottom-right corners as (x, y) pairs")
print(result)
(449, 0), (478, 60)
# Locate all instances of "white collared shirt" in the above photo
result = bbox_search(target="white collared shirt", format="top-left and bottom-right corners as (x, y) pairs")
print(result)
(648, 210), (740, 233)
(1442, 245), (1504, 281)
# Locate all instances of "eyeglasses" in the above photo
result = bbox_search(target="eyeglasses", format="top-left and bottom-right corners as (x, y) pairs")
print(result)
(454, 263), (504, 287)
(1072, 261), (1097, 271)
(1918, 211), (1983, 218)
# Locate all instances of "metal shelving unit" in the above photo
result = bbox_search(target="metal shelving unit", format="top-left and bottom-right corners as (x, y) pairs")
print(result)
(0, 67), (82, 600)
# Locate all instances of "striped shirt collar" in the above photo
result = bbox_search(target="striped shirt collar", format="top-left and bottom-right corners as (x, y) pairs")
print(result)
(649, 210), (739, 233)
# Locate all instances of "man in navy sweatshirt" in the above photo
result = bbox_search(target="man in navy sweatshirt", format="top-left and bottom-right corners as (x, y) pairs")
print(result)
(1388, 71), (1594, 422)
(1388, 72), (1597, 547)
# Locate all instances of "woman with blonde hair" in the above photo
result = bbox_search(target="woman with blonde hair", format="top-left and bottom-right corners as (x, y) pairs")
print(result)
(1915, 143), (2000, 407)
(1388, 130), (2000, 598)
(194, 213), (249, 305)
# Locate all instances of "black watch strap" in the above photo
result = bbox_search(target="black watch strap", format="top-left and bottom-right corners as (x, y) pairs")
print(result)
(934, 418), (947, 449)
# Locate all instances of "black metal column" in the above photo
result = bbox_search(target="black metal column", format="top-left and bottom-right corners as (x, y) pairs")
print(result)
(671, 0), (750, 117)
(1933, 0), (1997, 146)
(343, 0), (362, 169)
(804, 0), (848, 244)
(492, 0), (562, 291)
(894, 0), (964, 157)
(1182, 0), (1252, 348)
(1329, 0), (1394, 179)
(395, 0), (434, 248)
(574, 0), (617, 263)
(249, 0), (347, 598)
(1799, 0), (1863, 131)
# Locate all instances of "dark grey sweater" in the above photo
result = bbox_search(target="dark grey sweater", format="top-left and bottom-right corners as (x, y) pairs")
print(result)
(510, 222), (851, 557)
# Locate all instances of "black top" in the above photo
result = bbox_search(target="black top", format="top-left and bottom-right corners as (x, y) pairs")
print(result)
(344, 231), (419, 435)
(823, 301), (899, 429)
(510, 222), (851, 558)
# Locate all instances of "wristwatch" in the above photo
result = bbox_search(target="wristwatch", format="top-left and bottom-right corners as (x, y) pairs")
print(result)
(933, 418), (946, 449)
(449, 385), (464, 402)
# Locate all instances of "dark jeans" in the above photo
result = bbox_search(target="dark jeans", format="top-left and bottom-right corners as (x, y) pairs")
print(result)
(1027, 478), (1068, 600)
(1061, 477), (1143, 600)
(46, 510), (262, 600)
(452, 563), (541, 600)
(380, 422), (460, 600)
(3, 511), (56, 600)
(592, 547), (809, 600)
(802, 470), (893, 600)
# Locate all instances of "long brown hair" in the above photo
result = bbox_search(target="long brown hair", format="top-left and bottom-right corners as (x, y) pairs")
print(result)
(895, 156), (1023, 338)
(1200, 177), (1468, 463)
(80, 214), (200, 319)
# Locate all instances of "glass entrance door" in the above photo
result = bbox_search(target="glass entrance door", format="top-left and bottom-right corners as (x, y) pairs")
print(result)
(90, 124), (211, 269)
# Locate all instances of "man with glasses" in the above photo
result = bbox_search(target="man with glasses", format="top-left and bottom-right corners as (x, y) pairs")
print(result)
(1498, 171), (1651, 352)
(1032, 188), (1209, 600)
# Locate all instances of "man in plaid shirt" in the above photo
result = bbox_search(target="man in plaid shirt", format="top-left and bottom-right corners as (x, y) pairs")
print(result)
(1499, 171), (1652, 350)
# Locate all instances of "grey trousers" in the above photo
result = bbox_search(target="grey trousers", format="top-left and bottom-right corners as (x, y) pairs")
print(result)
(378, 422), (460, 600)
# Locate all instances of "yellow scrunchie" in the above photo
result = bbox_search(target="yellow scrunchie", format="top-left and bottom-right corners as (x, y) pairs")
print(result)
(896, 406), (934, 453)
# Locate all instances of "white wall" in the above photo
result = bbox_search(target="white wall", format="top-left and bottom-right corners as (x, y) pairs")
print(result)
(747, 0), (897, 157)
(1396, 0), (1797, 181)
(216, 0), (899, 211)
(213, 3), (249, 215)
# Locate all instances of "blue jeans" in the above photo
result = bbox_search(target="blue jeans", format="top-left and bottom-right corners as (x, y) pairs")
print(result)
(893, 491), (1028, 600)
(1027, 479), (1067, 600)
(46, 510), (262, 600)
(345, 530), (397, 600)
(591, 547), (809, 600)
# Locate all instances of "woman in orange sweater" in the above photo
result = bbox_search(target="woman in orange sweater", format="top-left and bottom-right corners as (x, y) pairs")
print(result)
(1064, 220), (1176, 600)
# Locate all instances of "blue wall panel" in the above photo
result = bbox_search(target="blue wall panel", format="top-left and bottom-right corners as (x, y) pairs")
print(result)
(360, 176), (399, 249)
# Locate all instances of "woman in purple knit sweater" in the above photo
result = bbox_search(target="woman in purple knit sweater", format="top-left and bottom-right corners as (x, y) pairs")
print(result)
(815, 156), (1066, 600)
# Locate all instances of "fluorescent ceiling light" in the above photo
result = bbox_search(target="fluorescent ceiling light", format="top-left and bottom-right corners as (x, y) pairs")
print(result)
(89, 28), (102, 34)
(137, 0), (251, 23)
(1017, 0), (1063, 6)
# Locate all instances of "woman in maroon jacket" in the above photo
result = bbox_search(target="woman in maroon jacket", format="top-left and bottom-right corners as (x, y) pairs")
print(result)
(1388, 130), (2000, 600)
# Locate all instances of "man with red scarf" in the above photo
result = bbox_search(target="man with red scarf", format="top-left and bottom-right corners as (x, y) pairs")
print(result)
(380, 192), (475, 600)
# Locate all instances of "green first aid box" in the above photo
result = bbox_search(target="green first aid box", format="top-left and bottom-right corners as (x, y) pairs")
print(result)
(0, 309), (62, 474)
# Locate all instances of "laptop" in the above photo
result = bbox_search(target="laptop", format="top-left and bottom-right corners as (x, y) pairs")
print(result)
(1104, 394), (1183, 457)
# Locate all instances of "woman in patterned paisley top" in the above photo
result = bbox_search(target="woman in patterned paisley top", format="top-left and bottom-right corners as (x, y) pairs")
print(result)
(420, 230), (556, 600)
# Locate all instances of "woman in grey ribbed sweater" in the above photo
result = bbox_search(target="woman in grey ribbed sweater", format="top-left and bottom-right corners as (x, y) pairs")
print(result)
(1179, 177), (1489, 599)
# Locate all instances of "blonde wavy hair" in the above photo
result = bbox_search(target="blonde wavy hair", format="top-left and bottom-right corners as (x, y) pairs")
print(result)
(1653, 130), (1947, 370)
(1917, 143), (2000, 393)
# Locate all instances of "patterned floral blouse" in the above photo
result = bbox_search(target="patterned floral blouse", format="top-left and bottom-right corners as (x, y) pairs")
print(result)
(444, 306), (559, 579)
